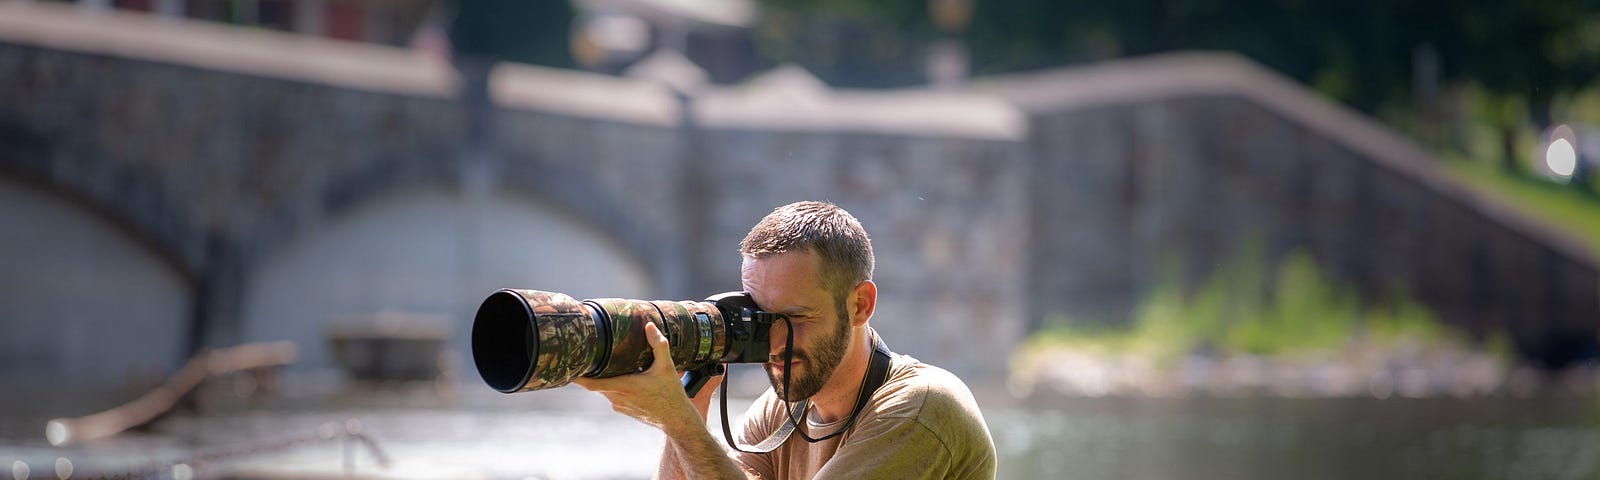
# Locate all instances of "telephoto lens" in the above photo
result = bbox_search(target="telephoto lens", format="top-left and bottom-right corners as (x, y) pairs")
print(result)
(471, 289), (775, 394)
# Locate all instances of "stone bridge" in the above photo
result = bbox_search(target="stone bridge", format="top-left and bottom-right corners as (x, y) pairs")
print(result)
(0, 3), (1594, 388)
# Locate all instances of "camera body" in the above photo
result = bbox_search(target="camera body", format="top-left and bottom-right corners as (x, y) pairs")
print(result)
(471, 289), (780, 394)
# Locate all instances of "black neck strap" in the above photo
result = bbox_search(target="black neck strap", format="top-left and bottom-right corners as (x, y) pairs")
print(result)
(721, 328), (894, 454)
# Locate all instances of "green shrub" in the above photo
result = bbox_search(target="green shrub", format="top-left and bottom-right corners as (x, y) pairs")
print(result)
(1025, 245), (1487, 362)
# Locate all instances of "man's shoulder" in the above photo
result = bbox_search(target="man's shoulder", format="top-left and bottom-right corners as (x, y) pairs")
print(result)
(869, 354), (988, 429)
(857, 353), (996, 474)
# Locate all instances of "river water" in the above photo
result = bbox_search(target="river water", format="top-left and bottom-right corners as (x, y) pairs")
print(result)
(991, 395), (1600, 480)
(5, 382), (1600, 479)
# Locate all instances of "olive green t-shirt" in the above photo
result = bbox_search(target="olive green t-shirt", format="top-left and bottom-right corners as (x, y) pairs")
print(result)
(730, 354), (997, 479)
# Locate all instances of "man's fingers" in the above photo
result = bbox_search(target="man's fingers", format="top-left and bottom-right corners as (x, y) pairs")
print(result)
(644, 322), (677, 374)
(571, 323), (676, 393)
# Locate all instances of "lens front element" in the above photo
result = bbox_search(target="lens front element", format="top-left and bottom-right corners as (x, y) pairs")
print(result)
(471, 289), (600, 393)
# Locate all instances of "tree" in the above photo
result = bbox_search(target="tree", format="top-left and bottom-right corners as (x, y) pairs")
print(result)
(1455, 0), (1600, 172)
(448, 0), (575, 68)
(751, 0), (1600, 165)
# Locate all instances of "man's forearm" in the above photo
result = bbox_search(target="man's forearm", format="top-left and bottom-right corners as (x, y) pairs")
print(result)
(656, 388), (748, 480)
(656, 416), (748, 479)
(656, 428), (742, 476)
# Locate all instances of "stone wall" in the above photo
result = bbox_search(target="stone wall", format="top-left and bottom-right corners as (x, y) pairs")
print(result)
(977, 54), (1600, 364)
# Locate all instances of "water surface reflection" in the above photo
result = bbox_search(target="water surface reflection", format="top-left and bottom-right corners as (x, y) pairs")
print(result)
(7, 385), (1600, 478)
(992, 396), (1600, 479)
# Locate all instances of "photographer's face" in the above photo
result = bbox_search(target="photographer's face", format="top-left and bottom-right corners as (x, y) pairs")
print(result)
(742, 250), (852, 401)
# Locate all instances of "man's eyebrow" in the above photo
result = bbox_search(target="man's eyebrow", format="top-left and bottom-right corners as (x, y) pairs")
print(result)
(771, 305), (817, 316)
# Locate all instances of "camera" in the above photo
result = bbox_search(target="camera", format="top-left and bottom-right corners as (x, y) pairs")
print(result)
(470, 289), (781, 395)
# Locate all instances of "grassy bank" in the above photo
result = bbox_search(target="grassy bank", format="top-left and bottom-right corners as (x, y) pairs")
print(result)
(1427, 83), (1600, 257)
(1024, 249), (1499, 364)
(1014, 248), (1513, 397)
(1441, 156), (1600, 256)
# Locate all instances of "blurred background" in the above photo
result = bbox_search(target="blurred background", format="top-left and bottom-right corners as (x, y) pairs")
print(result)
(2, 0), (1599, 478)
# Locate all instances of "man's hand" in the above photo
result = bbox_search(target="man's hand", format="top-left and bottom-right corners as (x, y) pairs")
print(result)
(687, 367), (723, 418)
(573, 322), (702, 433)
(574, 323), (748, 480)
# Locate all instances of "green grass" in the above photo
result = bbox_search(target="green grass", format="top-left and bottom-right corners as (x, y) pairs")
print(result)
(1440, 156), (1600, 256)
(1423, 82), (1600, 258)
(1022, 247), (1486, 366)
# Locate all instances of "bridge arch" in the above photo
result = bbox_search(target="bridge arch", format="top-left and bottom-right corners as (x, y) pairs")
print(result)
(240, 160), (660, 371)
(0, 120), (205, 285)
(0, 173), (193, 385)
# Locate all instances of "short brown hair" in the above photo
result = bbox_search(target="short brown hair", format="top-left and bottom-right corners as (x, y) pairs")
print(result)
(739, 201), (874, 306)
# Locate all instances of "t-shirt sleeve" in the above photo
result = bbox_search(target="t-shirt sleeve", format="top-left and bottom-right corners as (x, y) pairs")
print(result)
(815, 363), (996, 480)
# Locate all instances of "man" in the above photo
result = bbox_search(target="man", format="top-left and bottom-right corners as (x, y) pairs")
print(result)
(576, 201), (996, 479)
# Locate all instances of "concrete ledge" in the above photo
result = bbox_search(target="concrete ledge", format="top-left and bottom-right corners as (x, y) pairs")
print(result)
(0, 2), (456, 98)
(697, 66), (1027, 140)
(492, 61), (680, 127)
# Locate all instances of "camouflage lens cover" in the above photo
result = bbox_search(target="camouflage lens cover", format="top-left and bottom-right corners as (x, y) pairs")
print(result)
(587, 299), (725, 377)
(473, 289), (733, 394)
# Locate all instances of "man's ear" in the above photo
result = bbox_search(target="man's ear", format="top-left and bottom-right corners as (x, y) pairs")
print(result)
(848, 280), (876, 328)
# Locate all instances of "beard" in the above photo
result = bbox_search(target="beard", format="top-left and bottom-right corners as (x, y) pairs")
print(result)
(767, 311), (852, 402)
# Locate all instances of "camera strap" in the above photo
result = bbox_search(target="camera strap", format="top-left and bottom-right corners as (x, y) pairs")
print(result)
(720, 328), (894, 454)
